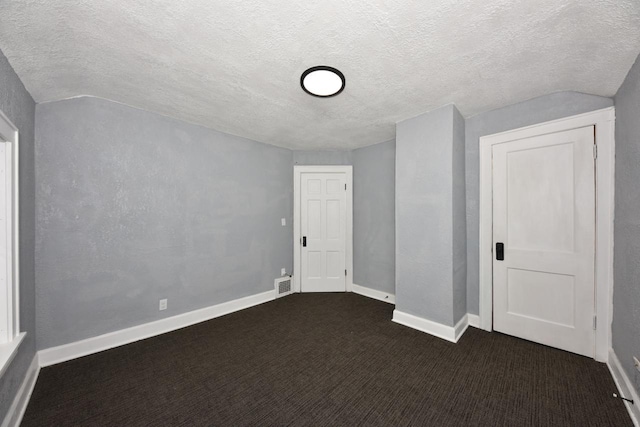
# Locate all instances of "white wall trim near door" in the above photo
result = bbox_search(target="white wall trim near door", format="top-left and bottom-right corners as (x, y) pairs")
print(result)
(38, 290), (276, 367)
(467, 313), (480, 328)
(478, 107), (615, 362)
(1, 353), (39, 427)
(293, 165), (353, 293)
(352, 284), (395, 304)
(392, 311), (474, 343)
(0, 108), (21, 354)
(607, 350), (640, 426)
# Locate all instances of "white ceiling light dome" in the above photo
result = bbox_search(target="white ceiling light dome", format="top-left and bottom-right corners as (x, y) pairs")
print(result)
(301, 66), (345, 98)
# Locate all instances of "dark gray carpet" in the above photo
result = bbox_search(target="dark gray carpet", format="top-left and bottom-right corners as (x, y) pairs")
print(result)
(22, 293), (632, 426)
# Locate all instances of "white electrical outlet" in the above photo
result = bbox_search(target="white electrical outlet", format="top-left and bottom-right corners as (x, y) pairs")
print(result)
(281, 268), (286, 276)
(281, 218), (286, 226)
(159, 299), (167, 311)
(634, 356), (640, 373)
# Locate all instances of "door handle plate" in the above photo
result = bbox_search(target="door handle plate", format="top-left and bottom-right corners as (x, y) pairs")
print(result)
(496, 242), (504, 261)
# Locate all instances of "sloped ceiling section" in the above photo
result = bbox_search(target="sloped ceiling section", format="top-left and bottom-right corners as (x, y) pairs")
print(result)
(1, 0), (639, 149)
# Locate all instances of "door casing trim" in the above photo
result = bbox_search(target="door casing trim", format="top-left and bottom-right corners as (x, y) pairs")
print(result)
(478, 107), (615, 362)
(293, 165), (353, 293)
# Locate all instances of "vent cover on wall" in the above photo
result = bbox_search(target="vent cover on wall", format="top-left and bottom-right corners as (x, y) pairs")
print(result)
(275, 276), (293, 298)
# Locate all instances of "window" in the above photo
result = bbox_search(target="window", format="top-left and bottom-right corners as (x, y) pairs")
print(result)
(0, 109), (22, 375)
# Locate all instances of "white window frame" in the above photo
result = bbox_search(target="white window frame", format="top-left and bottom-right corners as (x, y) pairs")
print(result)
(293, 165), (353, 293)
(478, 107), (615, 363)
(0, 109), (23, 377)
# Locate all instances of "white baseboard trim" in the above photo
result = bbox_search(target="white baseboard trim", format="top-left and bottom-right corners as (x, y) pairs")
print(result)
(607, 349), (640, 426)
(454, 314), (470, 342)
(38, 290), (276, 367)
(467, 314), (480, 328)
(392, 310), (460, 343)
(392, 310), (480, 343)
(352, 284), (395, 304)
(1, 353), (40, 427)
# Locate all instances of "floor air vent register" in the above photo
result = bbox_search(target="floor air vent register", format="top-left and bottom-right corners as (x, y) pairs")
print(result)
(275, 276), (293, 298)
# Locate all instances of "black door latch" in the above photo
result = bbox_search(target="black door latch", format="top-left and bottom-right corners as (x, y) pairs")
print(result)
(496, 242), (504, 261)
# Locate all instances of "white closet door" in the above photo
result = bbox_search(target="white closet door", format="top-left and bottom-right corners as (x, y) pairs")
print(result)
(492, 126), (595, 357)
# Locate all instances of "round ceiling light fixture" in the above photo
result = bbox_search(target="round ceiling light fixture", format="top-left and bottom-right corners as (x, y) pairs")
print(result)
(300, 66), (345, 98)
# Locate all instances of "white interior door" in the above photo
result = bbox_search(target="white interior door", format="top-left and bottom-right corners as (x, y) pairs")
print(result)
(300, 172), (347, 292)
(492, 126), (595, 357)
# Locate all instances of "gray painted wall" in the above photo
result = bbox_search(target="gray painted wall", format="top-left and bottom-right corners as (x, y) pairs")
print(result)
(35, 97), (293, 350)
(613, 54), (640, 397)
(451, 108), (466, 324)
(0, 49), (36, 418)
(465, 92), (614, 314)
(352, 140), (395, 294)
(396, 105), (464, 326)
(293, 150), (352, 165)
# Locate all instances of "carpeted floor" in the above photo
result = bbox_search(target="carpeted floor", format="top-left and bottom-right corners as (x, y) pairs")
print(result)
(23, 293), (632, 426)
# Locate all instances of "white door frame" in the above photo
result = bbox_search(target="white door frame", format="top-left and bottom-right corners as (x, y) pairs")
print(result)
(0, 109), (20, 344)
(293, 165), (353, 293)
(479, 107), (615, 362)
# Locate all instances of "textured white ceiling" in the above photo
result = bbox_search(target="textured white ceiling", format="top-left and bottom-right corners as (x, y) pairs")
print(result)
(1, 0), (639, 150)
